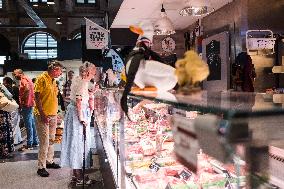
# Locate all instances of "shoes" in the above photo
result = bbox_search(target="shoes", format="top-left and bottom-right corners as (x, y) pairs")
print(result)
(32, 144), (39, 147)
(14, 141), (24, 146)
(4, 154), (14, 159)
(26, 145), (33, 150)
(18, 145), (33, 151)
(0, 154), (13, 159)
(75, 178), (92, 186)
(46, 162), (61, 169)
(37, 168), (49, 177)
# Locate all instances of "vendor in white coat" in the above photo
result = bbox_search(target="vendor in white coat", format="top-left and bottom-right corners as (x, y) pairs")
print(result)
(120, 21), (177, 117)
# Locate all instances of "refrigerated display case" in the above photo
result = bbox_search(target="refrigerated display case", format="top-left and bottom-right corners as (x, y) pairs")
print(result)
(94, 89), (284, 189)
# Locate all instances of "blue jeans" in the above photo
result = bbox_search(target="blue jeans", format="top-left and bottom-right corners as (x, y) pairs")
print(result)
(21, 107), (39, 146)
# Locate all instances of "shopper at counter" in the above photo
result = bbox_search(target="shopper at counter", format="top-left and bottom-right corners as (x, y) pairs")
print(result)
(34, 61), (63, 177)
(233, 52), (256, 92)
(60, 62), (96, 184)
(13, 69), (39, 149)
(63, 70), (74, 109)
(3, 77), (19, 104)
(3, 77), (23, 146)
(0, 84), (15, 160)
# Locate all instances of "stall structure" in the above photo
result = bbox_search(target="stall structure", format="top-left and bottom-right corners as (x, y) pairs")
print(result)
(94, 89), (284, 189)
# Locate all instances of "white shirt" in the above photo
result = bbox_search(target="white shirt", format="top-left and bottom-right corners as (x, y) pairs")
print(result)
(69, 76), (89, 104)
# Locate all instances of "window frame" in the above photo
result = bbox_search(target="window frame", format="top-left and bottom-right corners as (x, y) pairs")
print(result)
(75, 0), (97, 6)
(28, 0), (47, 3)
(22, 32), (57, 60)
(28, 0), (49, 6)
(73, 33), (81, 39)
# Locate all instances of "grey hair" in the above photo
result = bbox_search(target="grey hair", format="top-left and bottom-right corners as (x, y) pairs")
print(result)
(47, 61), (64, 70)
(79, 62), (95, 74)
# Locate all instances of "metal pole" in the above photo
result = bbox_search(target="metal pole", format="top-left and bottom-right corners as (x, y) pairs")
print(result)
(83, 125), (86, 189)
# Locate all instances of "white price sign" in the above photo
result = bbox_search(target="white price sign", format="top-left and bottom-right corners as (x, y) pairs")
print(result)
(172, 115), (199, 170)
(247, 38), (275, 50)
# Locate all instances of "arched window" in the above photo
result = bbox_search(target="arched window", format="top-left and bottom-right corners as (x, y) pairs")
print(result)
(73, 33), (81, 39)
(22, 32), (57, 59)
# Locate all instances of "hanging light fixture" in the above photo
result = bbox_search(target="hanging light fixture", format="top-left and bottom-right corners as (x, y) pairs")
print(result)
(179, 0), (214, 16)
(47, 0), (55, 5)
(56, 17), (62, 25)
(154, 4), (175, 35)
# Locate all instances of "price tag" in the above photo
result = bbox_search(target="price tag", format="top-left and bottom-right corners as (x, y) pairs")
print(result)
(179, 169), (192, 180)
(149, 162), (161, 172)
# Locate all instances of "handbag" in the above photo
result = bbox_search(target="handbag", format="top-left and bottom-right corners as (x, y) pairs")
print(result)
(0, 92), (19, 112)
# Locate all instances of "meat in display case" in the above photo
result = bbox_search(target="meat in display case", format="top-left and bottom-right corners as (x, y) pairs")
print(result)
(94, 89), (284, 189)
(123, 101), (246, 189)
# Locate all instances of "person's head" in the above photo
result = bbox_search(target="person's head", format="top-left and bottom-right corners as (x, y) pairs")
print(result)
(32, 78), (36, 83)
(236, 52), (252, 67)
(13, 69), (24, 80)
(67, 70), (74, 81)
(130, 21), (154, 47)
(137, 37), (152, 48)
(79, 62), (96, 81)
(3, 77), (13, 88)
(47, 61), (64, 79)
(247, 54), (252, 65)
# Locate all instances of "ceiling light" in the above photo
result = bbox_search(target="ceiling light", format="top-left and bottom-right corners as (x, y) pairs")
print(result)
(180, 0), (214, 16)
(47, 0), (55, 5)
(56, 18), (62, 25)
(33, 3), (38, 7)
(154, 4), (175, 35)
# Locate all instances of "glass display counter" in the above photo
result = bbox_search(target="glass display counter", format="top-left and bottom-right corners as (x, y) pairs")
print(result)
(94, 89), (284, 189)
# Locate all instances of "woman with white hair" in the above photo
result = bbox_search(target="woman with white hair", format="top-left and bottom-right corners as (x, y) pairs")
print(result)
(60, 62), (96, 184)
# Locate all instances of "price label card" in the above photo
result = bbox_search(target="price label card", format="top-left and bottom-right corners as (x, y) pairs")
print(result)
(179, 169), (192, 180)
(149, 162), (161, 172)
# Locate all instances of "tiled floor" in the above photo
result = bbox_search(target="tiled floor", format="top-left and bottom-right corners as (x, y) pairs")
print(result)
(0, 127), (106, 189)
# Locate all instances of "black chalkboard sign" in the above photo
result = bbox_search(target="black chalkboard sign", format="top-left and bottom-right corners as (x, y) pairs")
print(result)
(179, 169), (192, 180)
(149, 162), (161, 172)
(206, 40), (221, 81)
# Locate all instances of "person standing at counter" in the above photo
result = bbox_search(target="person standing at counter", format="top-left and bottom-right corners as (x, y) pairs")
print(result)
(242, 54), (256, 92)
(34, 61), (63, 177)
(233, 52), (256, 92)
(3, 77), (23, 146)
(63, 70), (74, 109)
(13, 69), (39, 149)
(60, 62), (96, 184)
(0, 84), (16, 160)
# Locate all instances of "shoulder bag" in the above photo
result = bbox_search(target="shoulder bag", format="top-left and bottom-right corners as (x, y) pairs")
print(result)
(0, 92), (19, 112)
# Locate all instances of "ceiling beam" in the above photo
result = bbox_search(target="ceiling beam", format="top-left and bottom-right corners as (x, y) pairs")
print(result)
(16, 0), (46, 28)
(0, 24), (42, 28)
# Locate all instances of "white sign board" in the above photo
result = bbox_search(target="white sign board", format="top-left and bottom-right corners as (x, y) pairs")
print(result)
(247, 38), (276, 50)
(85, 18), (108, 49)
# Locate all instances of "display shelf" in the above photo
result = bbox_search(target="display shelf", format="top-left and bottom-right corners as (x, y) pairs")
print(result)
(129, 91), (284, 119)
(96, 123), (120, 188)
(120, 99), (247, 189)
(94, 89), (284, 189)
